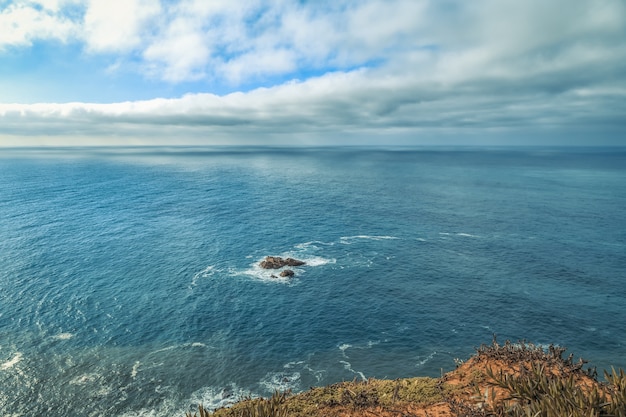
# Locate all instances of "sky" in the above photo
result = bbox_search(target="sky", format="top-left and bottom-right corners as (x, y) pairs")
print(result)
(0, 0), (625, 146)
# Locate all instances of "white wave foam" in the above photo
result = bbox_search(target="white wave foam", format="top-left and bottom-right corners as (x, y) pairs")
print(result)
(259, 371), (301, 393)
(231, 264), (298, 284)
(416, 351), (437, 367)
(119, 409), (163, 417)
(118, 399), (180, 417)
(191, 265), (220, 287)
(457, 233), (479, 238)
(274, 250), (336, 268)
(284, 360), (306, 369)
(283, 360), (327, 383)
(1, 352), (23, 370)
(151, 342), (210, 355)
(189, 383), (252, 411)
(300, 256), (335, 267)
(232, 249), (335, 284)
(51, 332), (74, 340)
(440, 232), (480, 238)
(523, 342), (561, 352)
(339, 361), (366, 381)
(151, 345), (179, 354)
(340, 340), (380, 354)
(69, 372), (113, 396)
(131, 361), (141, 379)
(294, 240), (334, 250)
(340, 235), (399, 244)
(70, 373), (100, 385)
(304, 364), (327, 383)
(367, 340), (381, 348)
(338, 344), (352, 357)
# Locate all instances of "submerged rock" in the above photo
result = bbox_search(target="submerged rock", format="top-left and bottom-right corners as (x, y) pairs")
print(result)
(279, 269), (295, 277)
(260, 256), (305, 269)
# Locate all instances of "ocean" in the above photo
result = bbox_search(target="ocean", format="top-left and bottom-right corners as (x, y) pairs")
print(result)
(0, 146), (625, 416)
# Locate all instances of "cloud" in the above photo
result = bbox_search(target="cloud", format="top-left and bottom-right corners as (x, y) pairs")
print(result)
(0, 1), (78, 48)
(83, 0), (161, 53)
(0, 0), (434, 83)
(1, 64), (625, 145)
(0, 0), (625, 145)
(142, 20), (211, 82)
(4, 0), (624, 87)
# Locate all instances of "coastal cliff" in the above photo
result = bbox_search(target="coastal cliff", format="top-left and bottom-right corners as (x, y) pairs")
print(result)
(187, 339), (626, 417)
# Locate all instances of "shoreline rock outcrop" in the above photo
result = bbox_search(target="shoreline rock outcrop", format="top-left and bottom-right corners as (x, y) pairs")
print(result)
(199, 339), (625, 417)
(259, 256), (305, 270)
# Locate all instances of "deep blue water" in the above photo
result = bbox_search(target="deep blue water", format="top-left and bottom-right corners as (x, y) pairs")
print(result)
(0, 147), (625, 416)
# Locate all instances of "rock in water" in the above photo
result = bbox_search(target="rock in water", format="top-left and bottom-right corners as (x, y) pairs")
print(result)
(259, 256), (283, 269)
(280, 269), (295, 277)
(284, 257), (306, 267)
(259, 256), (305, 269)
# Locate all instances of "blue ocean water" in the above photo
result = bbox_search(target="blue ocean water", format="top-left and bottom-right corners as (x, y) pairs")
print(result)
(0, 146), (625, 416)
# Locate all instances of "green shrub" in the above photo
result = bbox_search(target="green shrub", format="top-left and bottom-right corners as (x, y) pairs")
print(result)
(483, 362), (626, 417)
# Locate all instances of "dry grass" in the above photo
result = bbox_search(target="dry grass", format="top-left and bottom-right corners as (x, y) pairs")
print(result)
(185, 338), (626, 417)
(202, 377), (444, 417)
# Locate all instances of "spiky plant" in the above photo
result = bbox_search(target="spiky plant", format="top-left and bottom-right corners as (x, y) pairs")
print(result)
(185, 391), (290, 417)
(235, 390), (290, 417)
(185, 404), (211, 417)
(482, 362), (626, 417)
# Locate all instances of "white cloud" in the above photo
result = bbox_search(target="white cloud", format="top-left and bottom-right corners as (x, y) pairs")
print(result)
(1, 62), (624, 145)
(2, 0), (625, 86)
(142, 18), (211, 82)
(0, 1), (77, 48)
(220, 48), (296, 84)
(97, 0), (435, 84)
(83, 0), (161, 53)
(0, 0), (625, 145)
(339, 0), (427, 62)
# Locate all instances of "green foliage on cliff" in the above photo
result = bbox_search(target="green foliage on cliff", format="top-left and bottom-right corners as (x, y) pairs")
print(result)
(483, 365), (626, 417)
(453, 338), (626, 417)
(185, 339), (626, 417)
(187, 377), (443, 417)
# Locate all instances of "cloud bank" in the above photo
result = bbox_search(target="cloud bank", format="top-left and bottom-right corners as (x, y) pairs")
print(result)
(1, 0), (625, 145)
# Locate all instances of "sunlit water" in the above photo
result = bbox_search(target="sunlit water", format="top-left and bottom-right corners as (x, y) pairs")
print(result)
(1, 147), (625, 416)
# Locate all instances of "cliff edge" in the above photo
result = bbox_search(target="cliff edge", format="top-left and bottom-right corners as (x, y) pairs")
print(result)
(187, 338), (626, 417)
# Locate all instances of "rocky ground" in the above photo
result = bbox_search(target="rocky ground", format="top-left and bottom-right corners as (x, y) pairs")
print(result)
(188, 339), (624, 417)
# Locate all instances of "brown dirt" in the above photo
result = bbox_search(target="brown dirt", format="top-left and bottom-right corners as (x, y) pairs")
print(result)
(206, 341), (606, 417)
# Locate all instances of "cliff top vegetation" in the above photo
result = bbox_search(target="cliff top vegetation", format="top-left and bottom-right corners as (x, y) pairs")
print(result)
(187, 337), (626, 417)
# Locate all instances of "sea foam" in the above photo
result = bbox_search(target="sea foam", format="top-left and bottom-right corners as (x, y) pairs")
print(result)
(340, 235), (399, 244)
(50, 332), (74, 340)
(1, 352), (23, 370)
(339, 360), (366, 381)
(259, 371), (301, 393)
(191, 265), (221, 287)
(232, 251), (335, 284)
(189, 383), (252, 412)
(416, 351), (437, 368)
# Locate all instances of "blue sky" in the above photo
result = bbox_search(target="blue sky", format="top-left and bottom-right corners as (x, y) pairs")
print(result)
(1, 0), (625, 146)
